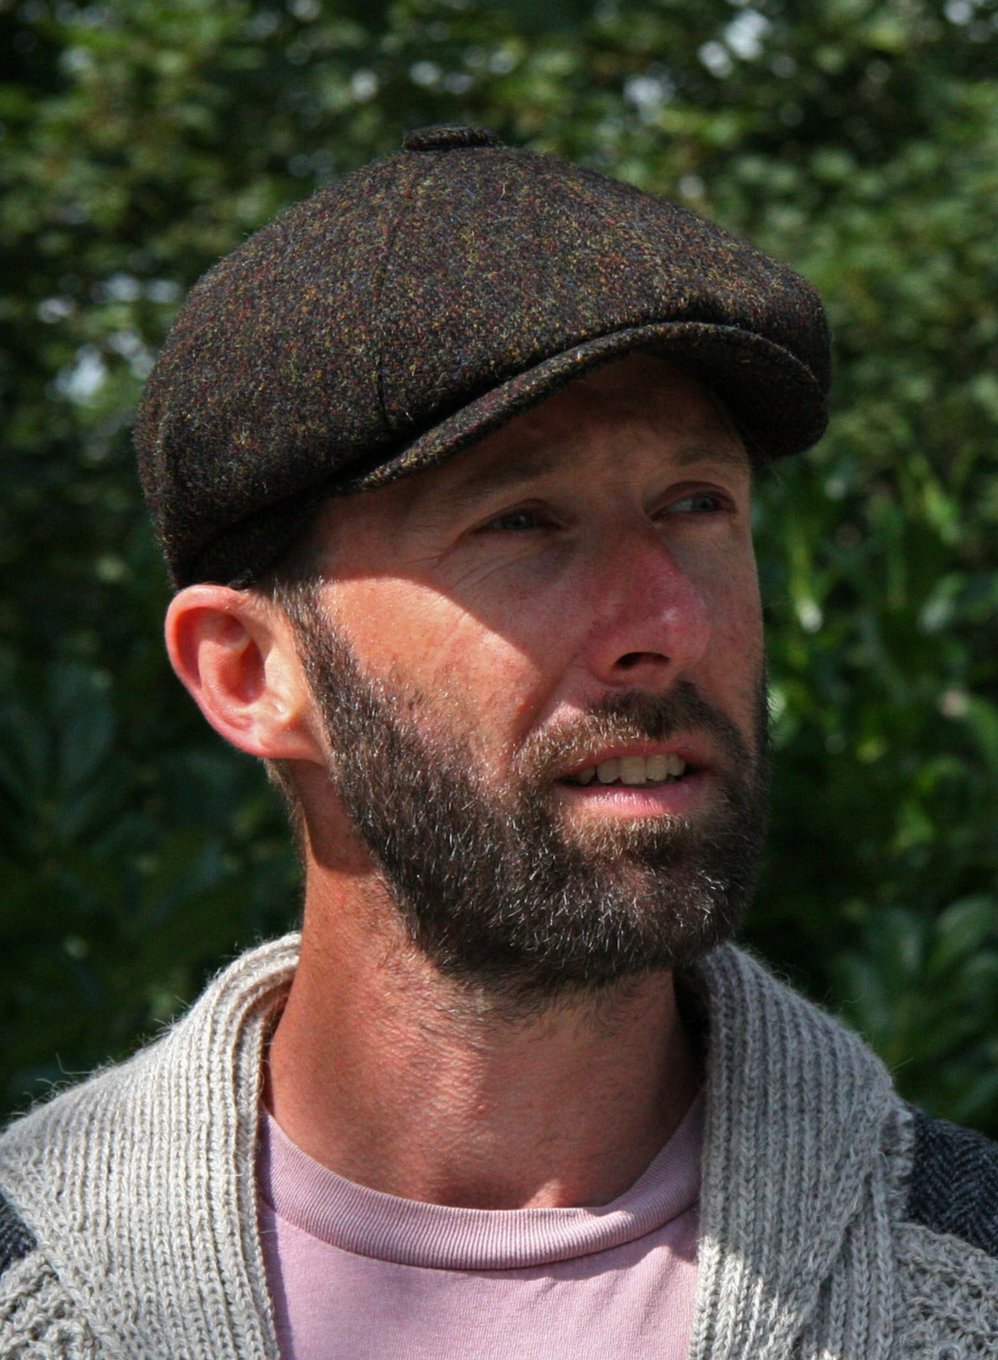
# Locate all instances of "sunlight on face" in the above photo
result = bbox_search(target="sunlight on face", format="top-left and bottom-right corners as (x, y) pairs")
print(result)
(286, 356), (768, 1003)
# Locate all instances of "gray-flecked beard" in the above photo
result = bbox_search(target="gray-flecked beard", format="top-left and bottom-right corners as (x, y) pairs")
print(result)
(292, 608), (769, 1009)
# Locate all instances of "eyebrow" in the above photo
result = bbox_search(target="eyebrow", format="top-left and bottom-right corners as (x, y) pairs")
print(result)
(671, 440), (751, 471)
(431, 445), (562, 514)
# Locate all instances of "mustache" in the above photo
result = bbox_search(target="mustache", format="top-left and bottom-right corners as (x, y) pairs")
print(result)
(513, 681), (762, 783)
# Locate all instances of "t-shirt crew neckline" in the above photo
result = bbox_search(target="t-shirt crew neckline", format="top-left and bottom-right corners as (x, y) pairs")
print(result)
(258, 1092), (703, 1272)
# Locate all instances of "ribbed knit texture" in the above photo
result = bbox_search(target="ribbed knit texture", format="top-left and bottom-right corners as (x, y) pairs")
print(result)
(1, 936), (996, 1357)
(687, 948), (900, 1359)
(0, 939), (296, 1360)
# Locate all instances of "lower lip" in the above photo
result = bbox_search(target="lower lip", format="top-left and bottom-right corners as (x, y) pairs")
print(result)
(555, 769), (712, 819)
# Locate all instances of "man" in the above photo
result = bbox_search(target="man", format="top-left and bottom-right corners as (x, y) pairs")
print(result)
(0, 125), (995, 1358)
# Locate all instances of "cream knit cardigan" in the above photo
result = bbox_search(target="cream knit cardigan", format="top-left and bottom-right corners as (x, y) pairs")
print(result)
(0, 936), (995, 1358)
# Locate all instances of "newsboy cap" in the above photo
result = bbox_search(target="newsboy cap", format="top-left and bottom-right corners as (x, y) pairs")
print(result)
(135, 124), (831, 588)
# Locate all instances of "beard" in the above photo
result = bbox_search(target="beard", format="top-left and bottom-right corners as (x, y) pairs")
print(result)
(291, 603), (769, 1008)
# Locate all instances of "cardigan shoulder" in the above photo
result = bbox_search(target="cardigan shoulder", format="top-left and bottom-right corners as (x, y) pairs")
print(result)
(906, 1106), (998, 1259)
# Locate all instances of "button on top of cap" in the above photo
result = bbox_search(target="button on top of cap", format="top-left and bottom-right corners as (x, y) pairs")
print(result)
(402, 124), (503, 152)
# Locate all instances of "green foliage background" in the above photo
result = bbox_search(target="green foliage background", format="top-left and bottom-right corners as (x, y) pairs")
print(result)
(2, 0), (996, 1130)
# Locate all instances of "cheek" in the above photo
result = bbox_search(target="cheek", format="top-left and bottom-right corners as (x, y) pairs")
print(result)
(325, 577), (560, 744)
(716, 567), (762, 645)
(705, 562), (765, 704)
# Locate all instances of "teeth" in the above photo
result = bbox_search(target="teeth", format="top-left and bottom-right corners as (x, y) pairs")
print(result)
(619, 756), (645, 785)
(647, 754), (669, 782)
(572, 755), (689, 786)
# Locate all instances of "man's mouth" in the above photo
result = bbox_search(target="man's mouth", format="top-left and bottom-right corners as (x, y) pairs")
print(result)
(562, 754), (688, 787)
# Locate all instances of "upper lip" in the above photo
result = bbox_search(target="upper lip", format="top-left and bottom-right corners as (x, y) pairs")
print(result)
(558, 738), (712, 781)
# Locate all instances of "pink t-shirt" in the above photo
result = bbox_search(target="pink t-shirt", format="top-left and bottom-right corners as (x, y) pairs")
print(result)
(258, 1095), (703, 1360)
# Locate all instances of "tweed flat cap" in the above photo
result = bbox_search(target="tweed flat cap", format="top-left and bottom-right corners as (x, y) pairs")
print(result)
(135, 124), (831, 587)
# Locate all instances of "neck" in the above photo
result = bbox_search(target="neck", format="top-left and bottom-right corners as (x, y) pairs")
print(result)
(266, 864), (701, 1210)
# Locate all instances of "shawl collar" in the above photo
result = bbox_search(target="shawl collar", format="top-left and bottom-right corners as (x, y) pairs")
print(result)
(689, 946), (904, 1359)
(0, 938), (908, 1359)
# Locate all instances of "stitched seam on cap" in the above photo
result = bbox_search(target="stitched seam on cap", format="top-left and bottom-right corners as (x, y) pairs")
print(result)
(372, 156), (422, 433)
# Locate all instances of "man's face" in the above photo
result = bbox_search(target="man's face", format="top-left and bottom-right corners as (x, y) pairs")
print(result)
(290, 354), (768, 1003)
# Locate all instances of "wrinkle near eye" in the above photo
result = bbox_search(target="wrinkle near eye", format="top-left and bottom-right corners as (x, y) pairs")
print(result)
(448, 556), (539, 594)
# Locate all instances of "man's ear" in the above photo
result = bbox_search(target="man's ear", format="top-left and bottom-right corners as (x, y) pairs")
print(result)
(165, 584), (322, 763)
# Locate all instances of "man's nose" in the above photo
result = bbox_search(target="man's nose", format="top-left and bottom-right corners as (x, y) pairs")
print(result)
(581, 526), (711, 690)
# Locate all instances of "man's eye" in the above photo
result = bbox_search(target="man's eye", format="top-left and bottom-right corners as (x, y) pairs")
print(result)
(667, 491), (728, 515)
(481, 507), (547, 532)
